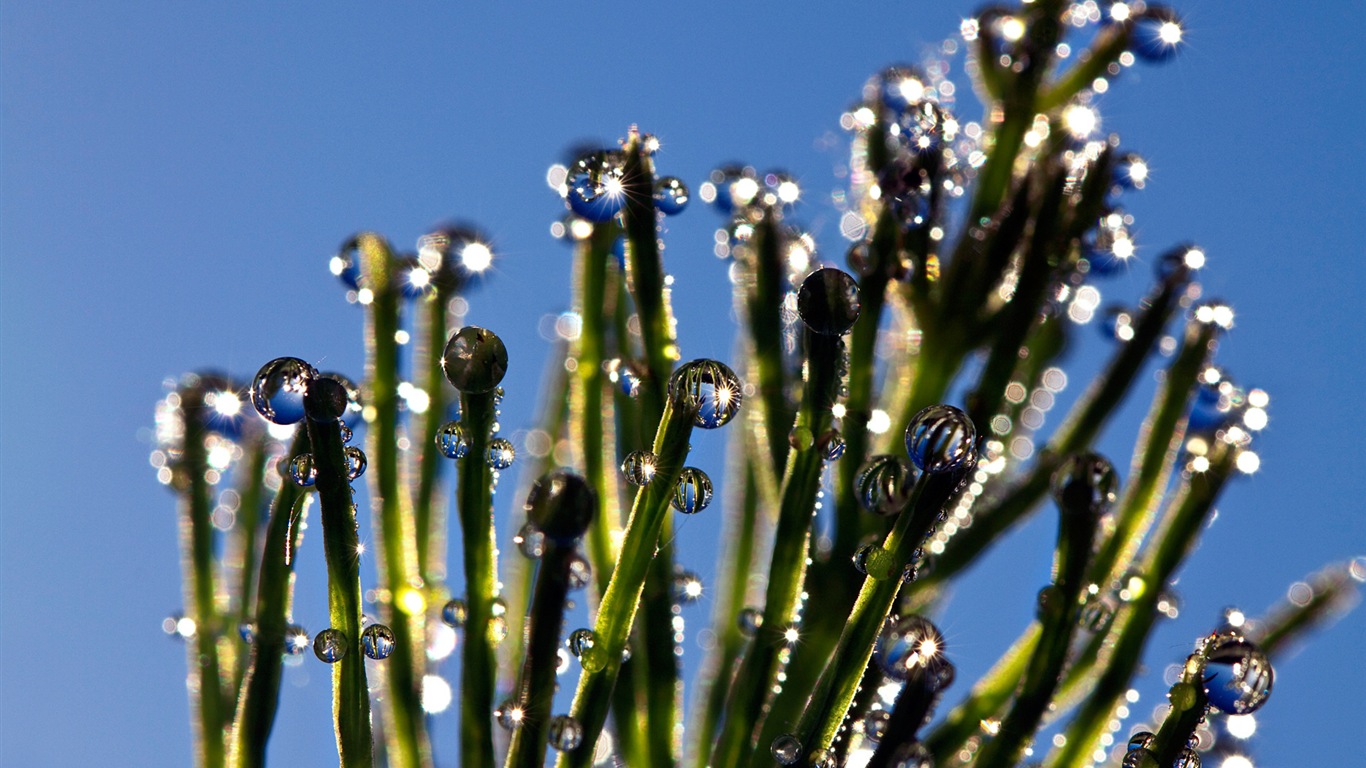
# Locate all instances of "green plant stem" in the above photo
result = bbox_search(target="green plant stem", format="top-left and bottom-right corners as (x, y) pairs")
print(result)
(228, 451), (310, 768)
(1037, 23), (1132, 111)
(304, 404), (374, 768)
(744, 217), (795, 477)
(230, 434), (269, 694)
(1047, 444), (1236, 767)
(1149, 664), (1210, 767)
(556, 399), (696, 768)
(415, 290), (453, 583)
(358, 234), (431, 768)
(1255, 559), (1366, 655)
(177, 388), (227, 768)
(711, 332), (841, 768)
(455, 388), (500, 768)
(505, 540), (578, 768)
(866, 672), (937, 768)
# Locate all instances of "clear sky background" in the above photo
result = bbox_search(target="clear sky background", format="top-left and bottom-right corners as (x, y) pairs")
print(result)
(2, 2), (1363, 766)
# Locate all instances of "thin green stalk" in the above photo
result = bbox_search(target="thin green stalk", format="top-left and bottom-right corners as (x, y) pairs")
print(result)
(177, 386), (227, 768)
(743, 217), (795, 477)
(414, 290), (453, 582)
(455, 387), (500, 768)
(228, 432), (310, 768)
(1037, 23), (1132, 111)
(1148, 660), (1211, 767)
(357, 233), (431, 768)
(556, 397), (696, 768)
(1255, 559), (1366, 655)
(231, 434), (270, 688)
(710, 332), (841, 768)
(304, 392), (374, 768)
(865, 670), (937, 768)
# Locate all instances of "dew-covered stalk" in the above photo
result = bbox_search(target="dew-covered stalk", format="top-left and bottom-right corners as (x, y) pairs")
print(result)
(413, 287), (454, 582)
(504, 472), (597, 768)
(357, 234), (431, 768)
(442, 326), (509, 768)
(229, 434), (270, 692)
(175, 384), (229, 768)
(227, 432), (310, 768)
(971, 455), (1112, 768)
(710, 269), (856, 768)
(301, 379), (374, 768)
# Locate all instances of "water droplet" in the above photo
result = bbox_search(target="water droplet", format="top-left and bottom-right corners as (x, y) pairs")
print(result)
(1203, 634), (1273, 714)
(565, 151), (627, 223)
(818, 429), (846, 461)
(238, 622), (256, 644)
(654, 177), (690, 215)
(896, 101), (949, 157)
(1122, 748), (1157, 768)
(567, 553), (592, 591)
(668, 359), (743, 429)
(1172, 747), (1201, 768)
(289, 454), (317, 487)
(1050, 453), (1118, 515)
(857, 455), (913, 515)
(319, 372), (364, 427)
(738, 607), (763, 637)
(339, 424), (354, 443)
(864, 710), (890, 743)
(343, 446), (367, 480)
(904, 404), (976, 473)
(878, 65), (928, 111)
(251, 358), (316, 425)
(797, 268), (861, 335)
(495, 698), (524, 730)
(621, 450), (659, 486)
(284, 625), (309, 655)
(789, 426), (814, 451)
(515, 522), (546, 559)
(673, 569), (704, 603)
(1080, 596), (1116, 632)
(1130, 8), (1184, 63)
(569, 628), (597, 657)
(771, 734), (803, 765)
(313, 628), (348, 663)
(671, 467), (713, 514)
(331, 237), (363, 289)
(1126, 732), (1155, 752)
(877, 614), (948, 684)
(809, 749), (838, 768)
(852, 543), (895, 579)
(549, 714), (584, 751)
(442, 326), (508, 394)
(442, 598), (467, 628)
(436, 421), (471, 459)
(525, 470), (596, 543)
(486, 438), (516, 469)
(362, 624), (395, 660)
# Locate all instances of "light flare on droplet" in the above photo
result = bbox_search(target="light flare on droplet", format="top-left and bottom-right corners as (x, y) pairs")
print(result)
(461, 242), (493, 273)
(421, 675), (453, 713)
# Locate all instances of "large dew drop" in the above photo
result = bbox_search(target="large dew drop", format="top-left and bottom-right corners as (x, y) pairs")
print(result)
(251, 358), (316, 425)
(343, 446), (367, 480)
(548, 715), (584, 752)
(877, 614), (948, 685)
(442, 326), (508, 394)
(904, 404), (976, 473)
(436, 421), (471, 459)
(797, 267), (862, 336)
(621, 450), (659, 486)
(361, 624), (395, 660)
(668, 360), (743, 429)
(288, 454), (317, 487)
(1050, 453), (1118, 516)
(671, 467), (713, 514)
(1202, 633), (1273, 715)
(313, 628), (347, 664)
(771, 734), (803, 765)
(525, 470), (596, 543)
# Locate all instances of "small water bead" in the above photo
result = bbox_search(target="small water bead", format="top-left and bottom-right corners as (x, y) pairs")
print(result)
(654, 176), (690, 215)
(343, 446), (367, 480)
(1131, 8), (1184, 63)
(285, 625), (310, 655)
(525, 470), (596, 543)
(671, 467), (713, 514)
(436, 421), (471, 459)
(857, 455), (913, 515)
(441, 326), (508, 394)
(1114, 152), (1150, 191)
(668, 359), (743, 429)
(251, 357), (316, 425)
(515, 523), (546, 559)
(330, 236), (363, 289)
(905, 404), (976, 474)
(879, 65), (929, 111)
(1050, 453), (1119, 516)
(313, 628), (348, 663)
(238, 622), (256, 644)
(771, 734), (803, 765)
(1036, 585), (1064, 620)
(877, 614), (947, 683)
(621, 450), (658, 486)
(1172, 748), (1201, 768)
(1079, 596), (1116, 632)
(289, 454), (317, 487)
(361, 624), (395, 660)
(788, 425), (814, 451)
(797, 268), (862, 336)
(548, 715), (584, 752)
(864, 709), (890, 743)
(853, 544), (896, 580)
(1126, 732), (1156, 752)
(495, 698), (525, 731)
(818, 430), (846, 461)
(738, 607), (763, 637)
(673, 569), (704, 603)
(1101, 305), (1135, 343)
(569, 628), (596, 658)
(339, 424), (353, 443)
(567, 553), (592, 591)
(441, 598), (467, 628)
(809, 750), (838, 768)
(1203, 634), (1273, 714)
(486, 438), (516, 470)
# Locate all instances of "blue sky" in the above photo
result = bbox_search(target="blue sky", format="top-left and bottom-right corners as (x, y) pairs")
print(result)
(2, 2), (1363, 765)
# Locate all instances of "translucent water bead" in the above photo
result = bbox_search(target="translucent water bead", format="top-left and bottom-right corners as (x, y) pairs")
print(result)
(435, 421), (471, 459)
(671, 467), (713, 514)
(621, 450), (658, 486)
(857, 455), (914, 515)
(343, 446), (367, 480)
(1203, 633), (1274, 714)
(904, 404), (976, 473)
(653, 176), (690, 215)
(548, 715), (584, 751)
(771, 734), (803, 765)
(441, 598), (467, 628)
(441, 326), (508, 394)
(1050, 453), (1118, 516)
(486, 438), (516, 470)
(668, 359), (743, 429)
(361, 624), (395, 660)
(796, 267), (862, 336)
(313, 628), (347, 663)
(565, 151), (627, 223)
(251, 357), (316, 425)
(877, 614), (949, 687)
(288, 454), (316, 487)
(524, 469), (596, 543)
